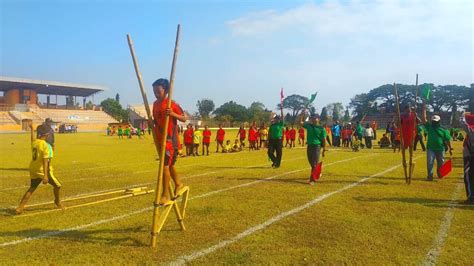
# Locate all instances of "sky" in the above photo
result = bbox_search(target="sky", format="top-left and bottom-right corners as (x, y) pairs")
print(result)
(1, 0), (472, 114)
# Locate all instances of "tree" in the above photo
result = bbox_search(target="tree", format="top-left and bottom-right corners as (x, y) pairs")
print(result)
(326, 102), (344, 121)
(320, 107), (328, 122)
(115, 93), (120, 103)
(196, 99), (215, 119)
(248, 102), (271, 124)
(100, 98), (127, 121)
(280, 94), (312, 124)
(213, 101), (249, 122)
(343, 107), (351, 122)
(85, 100), (94, 110)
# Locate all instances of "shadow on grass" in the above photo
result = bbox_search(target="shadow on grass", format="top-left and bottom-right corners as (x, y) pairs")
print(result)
(353, 196), (474, 210)
(0, 225), (163, 247)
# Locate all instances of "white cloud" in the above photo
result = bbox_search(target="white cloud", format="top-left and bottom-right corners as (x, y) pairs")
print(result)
(226, 0), (472, 43)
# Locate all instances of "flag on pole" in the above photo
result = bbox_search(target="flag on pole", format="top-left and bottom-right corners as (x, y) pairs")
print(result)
(309, 92), (318, 103)
(311, 162), (323, 181)
(280, 88), (284, 103)
(421, 84), (431, 101)
(438, 159), (452, 178)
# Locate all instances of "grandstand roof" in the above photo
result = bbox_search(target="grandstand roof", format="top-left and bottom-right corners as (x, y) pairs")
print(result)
(0, 76), (108, 97)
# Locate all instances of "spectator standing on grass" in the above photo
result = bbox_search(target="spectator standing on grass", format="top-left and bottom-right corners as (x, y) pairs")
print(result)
(260, 124), (268, 149)
(363, 123), (374, 149)
(118, 126), (123, 139)
(193, 125), (202, 156)
(392, 122), (401, 153)
(298, 125), (305, 146)
(331, 121), (341, 147)
(414, 118), (426, 151)
(184, 124), (194, 156)
(421, 103), (453, 181)
(300, 111), (326, 185)
(289, 126), (296, 148)
(216, 124), (225, 152)
(268, 108), (285, 168)
(324, 124), (332, 147)
(236, 125), (246, 148)
(371, 120), (378, 140)
(202, 125), (211, 156)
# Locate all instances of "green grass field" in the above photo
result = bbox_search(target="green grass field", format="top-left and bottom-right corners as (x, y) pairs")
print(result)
(0, 131), (472, 265)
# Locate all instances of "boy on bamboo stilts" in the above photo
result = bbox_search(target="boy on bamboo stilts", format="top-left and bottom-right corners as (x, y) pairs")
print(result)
(152, 78), (187, 204)
(16, 124), (64, 214)
(400, 104), (416, 177)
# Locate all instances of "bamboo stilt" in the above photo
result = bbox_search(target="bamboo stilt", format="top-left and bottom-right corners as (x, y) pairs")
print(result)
(126, 25), (186, 248)
(394, 83), (408, 183)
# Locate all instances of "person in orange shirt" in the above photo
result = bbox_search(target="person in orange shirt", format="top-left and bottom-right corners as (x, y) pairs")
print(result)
(152, 78), (187, 205)
(371, 120), (378, 140)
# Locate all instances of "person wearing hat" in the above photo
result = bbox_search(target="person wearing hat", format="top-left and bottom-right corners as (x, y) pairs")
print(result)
(16, 123), (64, 214)
(37, 118), (55, 150)
(421, 103), (453, 180)
(268, 107), (285, 168)
(300, 110), (326, 185)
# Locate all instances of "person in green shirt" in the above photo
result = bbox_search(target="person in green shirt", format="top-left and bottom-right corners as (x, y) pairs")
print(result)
(268, 107), (284, 168)
(118, 126), (123, 139)
(125, 126), (131, 139)
(414, 118), (426, 151)
(422, 103), (453, 180)
(300, 110), (326, 184)
(300, 110), (327, 185)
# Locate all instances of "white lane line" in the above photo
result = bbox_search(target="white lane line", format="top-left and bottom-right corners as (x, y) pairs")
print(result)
(422, 183), (463, 266)
(0, 155), (368, 247)
(170, 161), (412, 265)
(1, 156), (305, 209)
(0, 154), (270, 192)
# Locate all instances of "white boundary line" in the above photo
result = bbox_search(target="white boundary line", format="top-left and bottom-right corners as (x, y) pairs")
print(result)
(422, 183), (463, 266)
(0, 155), (369, 247)
(170, 159), (416, 265)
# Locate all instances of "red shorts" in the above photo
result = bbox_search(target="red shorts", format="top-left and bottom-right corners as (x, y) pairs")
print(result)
(163, 141), (177, 166)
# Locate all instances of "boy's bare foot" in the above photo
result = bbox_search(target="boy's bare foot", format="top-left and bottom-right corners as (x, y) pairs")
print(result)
(55, 202), (65, 210)
(15, 207), (24, 215)
(159, 196), (172, 205)
(174, 183), (185, 197)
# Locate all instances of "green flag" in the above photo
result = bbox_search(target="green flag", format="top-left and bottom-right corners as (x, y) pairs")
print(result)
(309, 92), (318, 103)
(421, 84), (431, 101)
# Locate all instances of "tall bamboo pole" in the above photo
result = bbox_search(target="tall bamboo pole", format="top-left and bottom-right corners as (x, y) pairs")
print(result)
(149, 24), (181, 248)
(394, 83), (408, 182)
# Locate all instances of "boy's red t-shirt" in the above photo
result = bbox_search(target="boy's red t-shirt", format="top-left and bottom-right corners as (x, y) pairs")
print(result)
(289, 129), (296, 140)
(341, 129), (349, 139)
(239, 129), (246, 139)
(203, 129), (211, 144)
(298, 128), (305, 137)
(400, 112), (416, 148)
(249, 128), (256, 141)
(216, 128), (225, 142)
(152, 98), (183, 149)
(184, 129), (193, 144)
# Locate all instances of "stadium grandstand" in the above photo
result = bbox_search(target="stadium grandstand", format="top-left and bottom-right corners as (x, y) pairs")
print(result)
(0, 76), (117, 132)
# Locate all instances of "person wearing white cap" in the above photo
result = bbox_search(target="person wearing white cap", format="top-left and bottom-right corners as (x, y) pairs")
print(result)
(421, 103), (453, 180)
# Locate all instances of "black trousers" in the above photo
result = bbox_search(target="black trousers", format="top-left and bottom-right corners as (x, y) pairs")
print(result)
(268, 139), (283, 166)
(307, 144), (321, 171)
(414, 135), (426, 151)
(464, 155), (474, 200)
(364, 137), (372, 149)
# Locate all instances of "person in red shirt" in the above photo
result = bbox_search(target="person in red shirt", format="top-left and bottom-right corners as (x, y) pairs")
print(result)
(236, 125), (246, 148)
(152, 78), (187, 205)
(248, 123), (257, 150)
(289, 126), (296, 148)
(392, 122), (401, 153)
(371, 121), (378, 140)
(216, 124), (225, 152)
(202, 125), (211, 156)
(284, 126), (291, 148)
(298, 126), (305, 146)
(400, 105), (416, 150)
(183, 124), (194, 156)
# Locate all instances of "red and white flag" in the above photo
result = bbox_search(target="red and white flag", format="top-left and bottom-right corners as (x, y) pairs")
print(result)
(280, 88), (284, 103)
